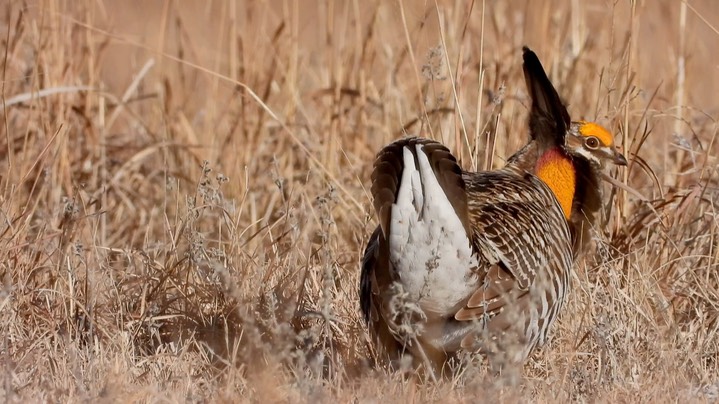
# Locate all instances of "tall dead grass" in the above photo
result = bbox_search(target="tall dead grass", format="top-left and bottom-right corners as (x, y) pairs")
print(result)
(1, 0), (718, 402)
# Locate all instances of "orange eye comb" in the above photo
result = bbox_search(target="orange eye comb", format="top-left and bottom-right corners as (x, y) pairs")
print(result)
(578, 121), (614, 147)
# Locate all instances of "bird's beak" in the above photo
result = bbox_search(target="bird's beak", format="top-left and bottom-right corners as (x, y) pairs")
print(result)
(613, 150), (628, 166)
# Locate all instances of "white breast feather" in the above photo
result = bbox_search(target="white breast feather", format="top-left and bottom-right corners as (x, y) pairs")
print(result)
(388, 144), (479, 316)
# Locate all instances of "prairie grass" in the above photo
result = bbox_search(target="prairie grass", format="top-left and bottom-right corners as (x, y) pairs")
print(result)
(1, 0), (718, 402)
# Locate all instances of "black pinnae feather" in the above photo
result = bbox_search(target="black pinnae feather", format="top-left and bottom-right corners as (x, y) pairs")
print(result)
(522, 46), (571, 146)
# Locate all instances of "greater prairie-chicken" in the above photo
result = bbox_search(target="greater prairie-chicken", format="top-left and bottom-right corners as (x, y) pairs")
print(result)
(359, 47), (627, 376)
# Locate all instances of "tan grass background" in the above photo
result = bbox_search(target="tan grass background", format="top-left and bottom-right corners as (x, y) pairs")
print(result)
(1, 0), (718, 402)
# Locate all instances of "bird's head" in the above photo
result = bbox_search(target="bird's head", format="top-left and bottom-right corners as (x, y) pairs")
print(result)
(564, 121), (627, 168)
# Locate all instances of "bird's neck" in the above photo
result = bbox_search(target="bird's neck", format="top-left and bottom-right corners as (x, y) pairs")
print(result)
(535, 147), (576, 219)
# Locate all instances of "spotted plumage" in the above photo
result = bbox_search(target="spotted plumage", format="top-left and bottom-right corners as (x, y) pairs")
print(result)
(360, 47), (627, 376)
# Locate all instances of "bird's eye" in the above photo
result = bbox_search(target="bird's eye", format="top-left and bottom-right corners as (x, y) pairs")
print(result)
(585, 136), (600, 149)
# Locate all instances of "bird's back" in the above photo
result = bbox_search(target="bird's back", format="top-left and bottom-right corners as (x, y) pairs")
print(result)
(360, 137), (573, 373)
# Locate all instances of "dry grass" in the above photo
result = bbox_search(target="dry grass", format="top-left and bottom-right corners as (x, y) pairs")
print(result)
(1, 0), (718, 402)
